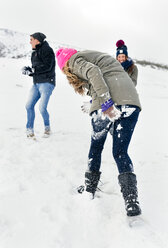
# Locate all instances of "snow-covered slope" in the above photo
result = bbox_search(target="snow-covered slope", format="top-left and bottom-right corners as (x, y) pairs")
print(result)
(0, 28), (62, 58)
(0, 28), (79, 59)
(0, 57), (168, 248)
(0, 29), (31, 58)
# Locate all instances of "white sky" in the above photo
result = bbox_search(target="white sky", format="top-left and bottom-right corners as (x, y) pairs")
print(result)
(1, 0), (168, 64)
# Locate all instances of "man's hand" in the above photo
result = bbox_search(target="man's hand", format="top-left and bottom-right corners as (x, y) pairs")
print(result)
(21, 66), (34, 76)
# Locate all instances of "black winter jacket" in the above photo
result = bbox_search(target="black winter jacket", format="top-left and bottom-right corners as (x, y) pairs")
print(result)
(31, 41), (56, 85)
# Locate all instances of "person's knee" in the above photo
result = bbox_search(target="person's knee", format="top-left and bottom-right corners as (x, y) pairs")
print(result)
(39, 105), (44, 114)
(39, 104), (47, 115)
(113, 148), (125, 162)
(25, 103), (32, 111)
(91, 137), (106, 152)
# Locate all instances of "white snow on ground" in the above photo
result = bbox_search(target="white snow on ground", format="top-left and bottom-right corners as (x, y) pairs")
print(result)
(0, 57), (168, 248)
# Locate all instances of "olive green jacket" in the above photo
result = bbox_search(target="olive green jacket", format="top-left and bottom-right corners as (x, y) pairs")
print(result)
(69, 50), (141, 114)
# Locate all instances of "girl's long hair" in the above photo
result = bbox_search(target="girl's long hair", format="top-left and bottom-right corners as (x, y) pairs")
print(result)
(127, 63), (135, 74)
(125, 56), (135, 74)
(62, 61), (87, 95)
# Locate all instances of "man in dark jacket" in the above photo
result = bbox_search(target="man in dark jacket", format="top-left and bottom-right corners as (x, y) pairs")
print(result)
(22, 32), (55, 138)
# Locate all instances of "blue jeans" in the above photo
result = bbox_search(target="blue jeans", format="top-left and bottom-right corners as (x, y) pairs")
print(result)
(25, 83), (55, 130)
(88, 105), (140, 174)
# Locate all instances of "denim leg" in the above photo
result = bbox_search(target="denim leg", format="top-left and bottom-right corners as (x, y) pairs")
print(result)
(38, 83), (55, 128)
(25, 85), (40, 130)
(88, 111), (112, 172)
(112, 107), (140, 174)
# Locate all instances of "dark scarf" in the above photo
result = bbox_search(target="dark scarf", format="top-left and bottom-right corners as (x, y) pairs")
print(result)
(121, 57), (133, 70)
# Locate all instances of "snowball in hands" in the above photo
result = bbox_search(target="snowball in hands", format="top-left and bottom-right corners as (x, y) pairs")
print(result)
(103, 105), (121, 121)
(81, 101), (91, 114)
(21, 66), (33, 76)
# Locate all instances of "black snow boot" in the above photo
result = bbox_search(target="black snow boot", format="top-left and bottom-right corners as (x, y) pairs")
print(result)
(118, 172), (141, 217)
(85, 171), (101, 196)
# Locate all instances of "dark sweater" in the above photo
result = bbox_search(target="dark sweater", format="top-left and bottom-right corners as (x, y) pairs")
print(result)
(31, 41), (56, 85)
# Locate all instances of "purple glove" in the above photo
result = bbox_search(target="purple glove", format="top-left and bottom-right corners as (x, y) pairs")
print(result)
(101, 99), (114, 112)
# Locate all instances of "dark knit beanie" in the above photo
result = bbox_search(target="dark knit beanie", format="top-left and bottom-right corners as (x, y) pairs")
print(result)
(30, 32), (46, 43)
(116, 40), (128, 57)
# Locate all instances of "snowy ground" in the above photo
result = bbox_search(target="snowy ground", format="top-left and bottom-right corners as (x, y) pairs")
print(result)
(0, 57), (168, 248)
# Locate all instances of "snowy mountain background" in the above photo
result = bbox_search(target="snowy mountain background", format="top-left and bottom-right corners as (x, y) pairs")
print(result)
(1, 28), (167, 70)
(0, 29), (30, 58)
(0, 29), (168, 248)
(0, 28), (81, 59)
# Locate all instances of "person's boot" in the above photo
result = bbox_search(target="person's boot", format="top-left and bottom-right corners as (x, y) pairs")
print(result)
(84, 171), (101, 197)
(118, 172), (141, 216)
(26, 129), (36, 140)
(43, 126), (51, 138)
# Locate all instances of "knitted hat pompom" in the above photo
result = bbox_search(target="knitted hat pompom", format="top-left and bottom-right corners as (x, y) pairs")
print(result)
(116, 40), (125, 48)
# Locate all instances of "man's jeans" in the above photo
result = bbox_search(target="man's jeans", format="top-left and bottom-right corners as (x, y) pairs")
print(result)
(88, 105), (140, 174)
(25, 83), (55, 130)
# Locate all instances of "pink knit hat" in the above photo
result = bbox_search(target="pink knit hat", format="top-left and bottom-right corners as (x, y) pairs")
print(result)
(56, 48), (78, 70)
